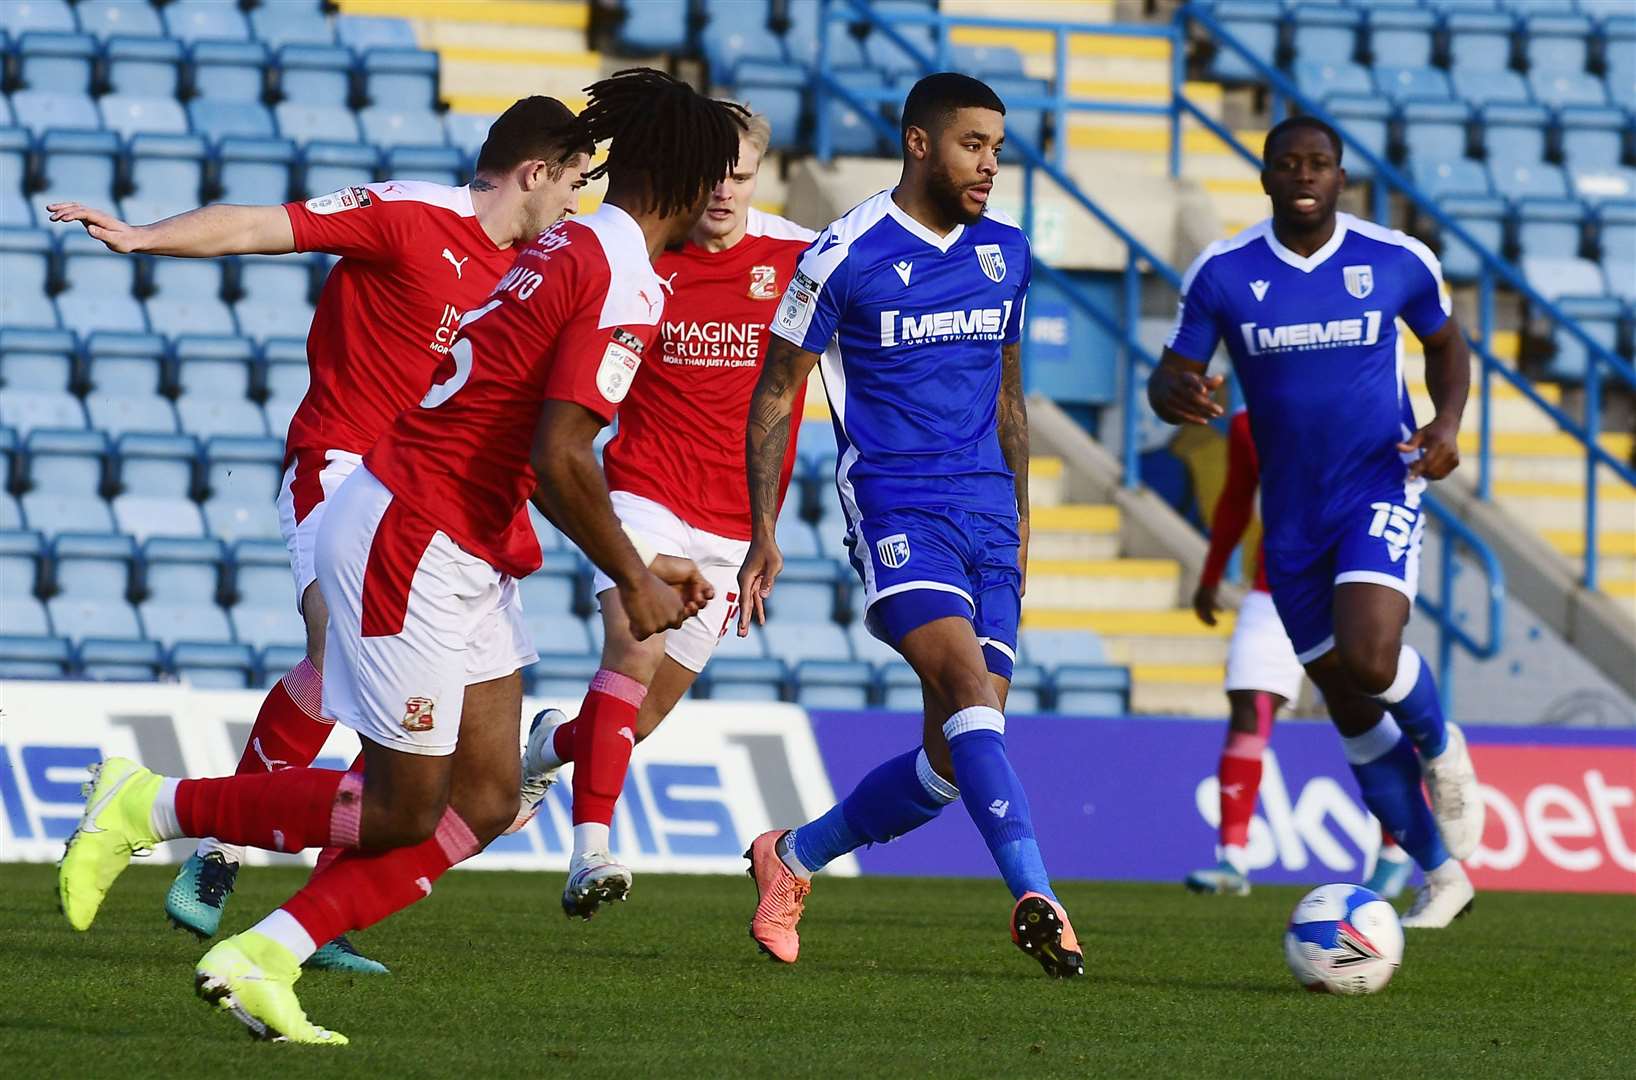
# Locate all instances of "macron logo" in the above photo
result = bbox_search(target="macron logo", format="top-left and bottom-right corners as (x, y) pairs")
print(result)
(893, 260), (912, 286)
(1239, 311), (1382, 356)
(1250, 280), (1270, 301)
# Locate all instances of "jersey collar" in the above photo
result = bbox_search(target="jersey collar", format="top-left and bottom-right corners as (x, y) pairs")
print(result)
(886, 192), (965, 253)
(1260, 214), (1350, 273)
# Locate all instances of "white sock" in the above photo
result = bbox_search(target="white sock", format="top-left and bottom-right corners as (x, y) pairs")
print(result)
(1378, 843), (1411, 865)
(776, 831), (813, 881)
(532, 719), (570, 773)
(1340, 715), (1404, 765)
(572, 822), (610, 862)
(1426, 857), (1468, 886)
(1220, 843), (1248, 875)
(196, 838), (245, 866)
(250, 908), (319, 965)
(150, 778), (182, 840)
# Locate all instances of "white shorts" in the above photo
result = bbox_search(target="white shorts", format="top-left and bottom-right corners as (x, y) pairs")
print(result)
(590, 490), (749, 673)
(316, 465), (538, 756)
(276, 449), (362, 611)
(1223, 589), (1306, 702)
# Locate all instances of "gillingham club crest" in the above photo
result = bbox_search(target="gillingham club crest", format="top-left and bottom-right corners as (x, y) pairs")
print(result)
(975, 243), (1007, 283)
(876, 533), (912, 569)
(1343, 264), (1374, 299)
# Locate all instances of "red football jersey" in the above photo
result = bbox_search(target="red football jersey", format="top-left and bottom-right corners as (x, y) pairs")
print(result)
(366, 205), (667, 578)
(602, 209), (816, 540)
(281, 180), (516, 520)
(1201, 409), (1270, 593)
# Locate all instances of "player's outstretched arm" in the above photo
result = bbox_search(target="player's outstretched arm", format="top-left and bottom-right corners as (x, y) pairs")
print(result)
(532, 400), (711, 639)
(46, 202), (295, 258)
(1400, 318), (1471, 481)
(998, 341), (1031, 595)
(1195, 413), (1259, 626)
(737, 335), (819, 635)
(1148, 349), (1225, 427)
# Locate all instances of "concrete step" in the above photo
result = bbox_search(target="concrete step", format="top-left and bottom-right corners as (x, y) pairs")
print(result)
(942, 0), (1116, 30)
(1021, 558), (1180, 611)
(1493, 479), (1636, 530)
(1065, 122), (1262, 158)
(1030, 456), (1065, 509)
(415, 21), (586, 52)
(335, 0), (588, 29)
(440, 46), (600, 102)
(1401, 331), (1524, 367)
(1604, 578), (1636, 601)
(1022, 608), (1232, 665)
(1029, 504), (1123, 560)
(1456, 430), (1635, 460)
(1130, 664), (1227, 716)
(1407, 383), (1562, 436)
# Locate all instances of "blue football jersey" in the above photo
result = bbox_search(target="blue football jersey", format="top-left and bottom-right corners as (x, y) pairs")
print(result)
(1166, 213), (1450, 551)
(770, 189), (1031, 525)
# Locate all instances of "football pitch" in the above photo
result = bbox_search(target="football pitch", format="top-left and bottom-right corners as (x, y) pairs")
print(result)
(1, 865), (1630, 1079)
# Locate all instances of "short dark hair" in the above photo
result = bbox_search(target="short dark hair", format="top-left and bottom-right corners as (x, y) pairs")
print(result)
(476, 95), (593, 176)
(900, 71), (1005, 140)
(1262, 115), (1343, 167)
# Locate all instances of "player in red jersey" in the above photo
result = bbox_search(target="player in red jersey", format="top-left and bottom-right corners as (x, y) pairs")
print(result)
(1185, 409), (1408, 897)
(50, 96), (593, 971)
(512, 109), (818, 919)
(56, 70), (748, 1044)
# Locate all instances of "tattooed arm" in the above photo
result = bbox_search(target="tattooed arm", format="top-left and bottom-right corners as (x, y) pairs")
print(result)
(997, 340), (1032, 595)
(736, 335), (820, 634)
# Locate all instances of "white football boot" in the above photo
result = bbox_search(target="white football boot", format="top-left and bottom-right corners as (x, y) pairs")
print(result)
(1422, 722), (1485, 861)
(1400, 859), (1475, 929)
(561, 852), (633, 920)
(508, 708), (566, 834)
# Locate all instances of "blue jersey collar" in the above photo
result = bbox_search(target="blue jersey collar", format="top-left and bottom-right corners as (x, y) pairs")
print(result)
(886, 191), (966, 253)
(1261, 214), (1350, 274)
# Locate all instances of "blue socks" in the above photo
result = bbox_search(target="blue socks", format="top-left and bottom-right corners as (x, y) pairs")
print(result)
(1342, 714), (1450, 872)
(788, 748), (958, 875)
(945, 707), (1055, 901)
(1374, 646), (1449, 759)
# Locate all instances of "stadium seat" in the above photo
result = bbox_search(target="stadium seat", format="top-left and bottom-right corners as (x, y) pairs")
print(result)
(83, 332), (176, 437)
(1493, 160), (1571, 199)
(0, 386), (84, 434)
(793, 658), (872, 708)
(232, 254), (315, 344)
(826, 70), (889, 156)
(19, 429), (110, 534)
(1445, 11), (1516, 73)
(170, 640), (255, 688)
(1364, 5), (1435, 69)
(615, 0), (688, 54)
(145, 259), (236, 342)
(274, 44), (353, 109)
(697, 657), (788, 701)
(1207, 1), (1281, 83)
(877, 659), (922, 710)
(8, 89), (100, 135)
(0, 127), (33, 227)
(1570, 164), (1636, 205)
(861, 3), (939, 77)
(164, 1), (252, 45)
(217, 136), (296, 204)
(761, 619), (850, 664)
(0, 528), (45, 603)
(1413, 158), (1492, 199)
(383, 145), (464, 186)
(1559, 106), (1628, 172)
(1520, 254), (1606, 299)
(1053, 664), (1130, 715)
(1516, 197), (1585, 261)
(529, 610), (593, 658)
(58, 230), (148, 335)
(337, 16), (417, 53)
(1436, 195), (1507, 280)
(0, 634), (72, 677)
(949, 44), (1024, 80)
(443, 112), (493, 160)
(78, 3), (166, 42)
(121, 133), (207, 224)
(1598, 199), (1636, 269)
(982, 76), (1047, 148)
(1451, 68), (1531, 108)
(705, 23), (787, 83)
(260, 337), (308, 434)
(142, 594), (233, 647)
(187, 99), (276, 141)
(0, 1), (75, 37)
(526, 651), (599, 698)
(358, 106), (446, 150)
(190, 40), (270, 103)
(1019, 628), (1107, 667)
(1291, 5), (1360, 65)
(847, 621), (898, 665)
(1524, 14), (1592, 73)
(141, 536), (231, 649)
(251, 4), (336, 50)
(1547, 295), (1623, 381)
(766, 557), (839, 623)
(1402, 101), (1472, 166)
(34, 128), (120, 213)
(518, 559), (579, 628)
(78, 636), (163, 680)
(16, 31), (96, 94)
(227, 538), (302, 648)
(254, 642), (306, 687)
(1, 327), (74, 393)
(300, 140), (377, 198)
(99, 93), (189, 140)
(1376, 65), (1454, 105)
(113, 431), (205, 539)
(361, 48), (439, 111)
(47, 531), (141, 639)
(1479, 104), (1551, 168)
(1295, 61), (1372, 103)
(275, 102), (361, 145)
(1006, 663), (1048, 714)
(202, 436), (282, 541)
(1529, 71), (1607, 109)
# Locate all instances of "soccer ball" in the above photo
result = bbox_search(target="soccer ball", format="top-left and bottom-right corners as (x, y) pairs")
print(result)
(1283, 883), (1404, 995)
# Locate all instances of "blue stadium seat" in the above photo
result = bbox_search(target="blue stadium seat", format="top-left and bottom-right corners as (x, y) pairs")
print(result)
(761, 619), (850, 663)
(176, 335), (256, 401)
(698, 657), (788, 701)
(826, 69), (888, 156)
(8, 89), (100, 135)
(58, 229), (148, 334)
(1451, 68), (1530, 108)
(1547, 295), (1622, 380)
(792, 659), (872, 708)
(190, 40), (270, 103)
(1376, 65), (1454, 104)
(1365, 5), (1435, 68)
(1525, 14), (1593, 73)
(1437, 195), (1507, 280)
(35, 128), (120, 213)
(0, 127), (33, 227)
(1402, 101), (1472, 165)
(170, 640), (255, 687)
(142, 594), (233, 647)
(1053, 664), (1130, 715)
(358, 106), (445, 150)
(862, 3), (939, 76)
(361, 48), (439, 110)
(615, 0), (688, 54)
(1207, 1), (1281, 83)
(384, 144), (463, 186)
(78, 3), (166, 41)
(765, 557), (838, 623)
(1559, 106), (1627, 171)
(528, 610), (593, 658)
(840, 620), (893, 665)
(254, 642), (306, 687)
(275, 102), (361, 145)
(233, 254), (315, 343)
(518, 554), (578, 619)
(19, 429), (109, 535)
(1019, 628), (1107, 667)
(1608, 18), (1636, 108)
(1493, 160), (1571, 198)
(145, 257), (235, 336)
(950, 44), (1024, 79)
(1291, 5), (1360, 65)
(142, 537), (231, 650)
(1479, 103), (1551, 167)
(217, 136), (295, 203)
(83, 331), (176, 436)
(705, 24), (787, 82)
(1521, 253), (1606, 298)
(524, 503), (566, 557)
(0, 326), (74, 393)
(99, 93), (189, 139)
(746, 86), (803, 151)
(113, 431), (204, 539)
(1530, 71), (1607, 108)
(877, 659), (922, 710)
(1295, 61), (1372, 103)
(188, 99), (276, 141)
(17, 31), (96, 94)
(122, 132), (208, 225)
(983, 75), (1047, 148)
(78, 636), (163, 680)
(0, 316), (85, 425)
(228, 537), (302, 647)
(203, 436), (282, 541)
(1569, 163), (1636, 204)
(443, 112), (493, 159)
(103, 36), (182, 101)
(1446, 11), (1516, 72)
(1413, 158), (1492, 198)
(48, 531), (140, 639)
(0, 634), (72, 677)
(0, 494), (20, 531)
(300, 140), (377, 197)
(0, 1), (75, 36)
(251, 3), (335, 49)
(260, 337), (307, 435)
(337, 16), (417, 52)
(0, 528), (45, 604)
(164, 1), (252, 45)
(1516, 196), (1585, 260)
(525, 651), (598, 698)
(275, 44), (352, 108)
(1006, 663), (1048, 714)
(1600, 201), (1636, 301)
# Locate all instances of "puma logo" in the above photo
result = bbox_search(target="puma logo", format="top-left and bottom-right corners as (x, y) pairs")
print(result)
(442, 248), (468, 278)
(659, 271), (679, 295)
(252, 737), (288, 773)
(617, 726), (636, 748)
(638, 288), (660, 317)
(1221, 783), (1245, 801)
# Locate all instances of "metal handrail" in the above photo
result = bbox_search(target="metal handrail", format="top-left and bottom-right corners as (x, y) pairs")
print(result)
(1418, 494), (1507, 714)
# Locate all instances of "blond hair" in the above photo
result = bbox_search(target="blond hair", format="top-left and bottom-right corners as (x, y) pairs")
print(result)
(720, 99), (772, 156)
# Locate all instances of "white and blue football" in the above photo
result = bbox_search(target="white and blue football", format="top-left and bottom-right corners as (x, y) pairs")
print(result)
(1283, 883), (1404, 995)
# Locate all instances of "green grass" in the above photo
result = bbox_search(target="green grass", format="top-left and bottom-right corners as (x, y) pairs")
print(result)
(1, 864), (1632, 1078)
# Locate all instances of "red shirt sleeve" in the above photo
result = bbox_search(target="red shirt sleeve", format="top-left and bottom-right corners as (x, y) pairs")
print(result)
(540, 256), (656, 425)
(283, 184), (401, 260)
(1200, 411), (1260, 589)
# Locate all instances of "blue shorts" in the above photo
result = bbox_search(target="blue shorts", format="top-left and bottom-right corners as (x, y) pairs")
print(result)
(1265, 480), (1426, 665)
(848, 505), (1020, 679)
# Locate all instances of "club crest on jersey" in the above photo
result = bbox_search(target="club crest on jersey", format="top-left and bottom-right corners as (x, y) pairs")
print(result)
(402, 696), (435, 733)
(597, 336), (643, 404)
(304, 186), (372, 216)
(749, 264), (778, 300)
(975, 243), (1007, 283)
(1344, 264), (1374, 299)
(876, 533), (911, 569)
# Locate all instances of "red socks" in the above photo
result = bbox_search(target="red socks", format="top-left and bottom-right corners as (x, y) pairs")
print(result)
(551, 717), (578, 764)
(282, 807), (480, 946)
(1218, 696), (1275, 848)
(570, 669), (647, 826)
(234, 658), (333, 775)
(176, 768), (363, 853)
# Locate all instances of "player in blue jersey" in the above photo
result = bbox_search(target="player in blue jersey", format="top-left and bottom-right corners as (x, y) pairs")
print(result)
(1150, 117), (1485, 929)
(734, 73), (1082, 978)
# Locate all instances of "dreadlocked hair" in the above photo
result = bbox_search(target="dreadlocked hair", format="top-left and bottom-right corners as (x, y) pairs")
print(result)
(578, 68), (748, 217)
